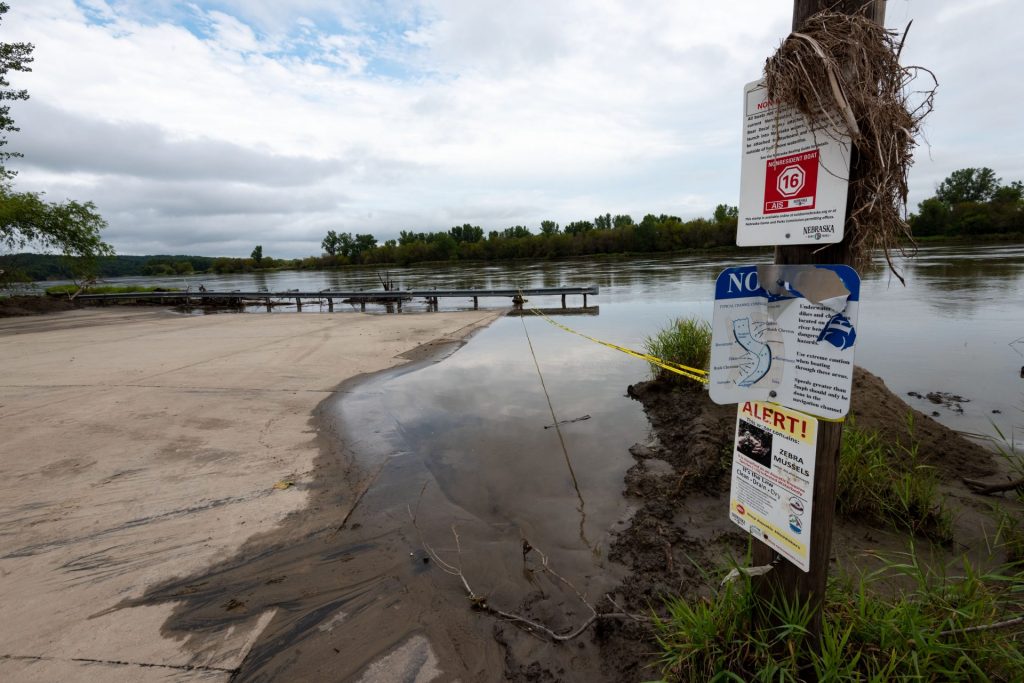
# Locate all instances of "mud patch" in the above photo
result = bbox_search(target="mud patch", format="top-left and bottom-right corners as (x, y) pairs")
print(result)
(907, 390), (970, 415)
(0, 295), (77, 318)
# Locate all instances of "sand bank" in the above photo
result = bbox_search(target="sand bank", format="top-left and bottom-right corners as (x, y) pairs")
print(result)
(0, 308), (501, 682)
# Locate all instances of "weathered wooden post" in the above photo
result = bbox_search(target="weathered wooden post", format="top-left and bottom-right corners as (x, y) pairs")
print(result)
(328, 297), (334, 312)
(749, 0), (886, 641)
(265, 297), (271, 312)
(295, 297), (302, 311)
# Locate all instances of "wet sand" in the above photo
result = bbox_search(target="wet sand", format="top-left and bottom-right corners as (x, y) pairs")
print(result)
(123, 315), (632, 682)
(0, 307), (501, 682)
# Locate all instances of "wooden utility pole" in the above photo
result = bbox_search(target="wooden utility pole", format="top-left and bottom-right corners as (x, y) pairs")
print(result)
(751, 0), (886, 640)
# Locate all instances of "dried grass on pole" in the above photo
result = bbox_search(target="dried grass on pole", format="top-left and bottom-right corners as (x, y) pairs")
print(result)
(764, 10), (936, 282)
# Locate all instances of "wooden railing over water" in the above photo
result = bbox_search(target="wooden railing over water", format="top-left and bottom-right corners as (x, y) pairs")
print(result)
(73, 286), (599, 312)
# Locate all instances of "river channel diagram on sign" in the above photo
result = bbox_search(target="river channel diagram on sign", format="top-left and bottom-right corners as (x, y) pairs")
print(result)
(730, 401), (818, 572)
(738, 80), (851, 246)
(709, 264), (860, 419)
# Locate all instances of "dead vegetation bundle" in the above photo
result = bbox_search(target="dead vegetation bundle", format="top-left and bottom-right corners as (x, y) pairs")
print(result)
(765, 10), (936, 282)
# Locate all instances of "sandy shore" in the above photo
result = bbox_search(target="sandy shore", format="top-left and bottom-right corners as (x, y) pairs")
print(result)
(0, 307), (501, 682)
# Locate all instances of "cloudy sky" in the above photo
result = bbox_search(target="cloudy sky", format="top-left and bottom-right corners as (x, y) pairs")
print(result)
(5, 0), (1021, 258)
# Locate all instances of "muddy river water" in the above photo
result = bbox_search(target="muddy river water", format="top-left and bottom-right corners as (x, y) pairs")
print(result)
(86, 245), (1024, 679)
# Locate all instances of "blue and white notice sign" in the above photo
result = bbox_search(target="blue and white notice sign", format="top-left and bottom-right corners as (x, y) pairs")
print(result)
(709, 264), (861, 419)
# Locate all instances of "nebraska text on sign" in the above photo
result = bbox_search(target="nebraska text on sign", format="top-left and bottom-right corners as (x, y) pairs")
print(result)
(730, 401), (818, 572)
(738, 80), (852, 246)
(709, 264), (860, 419)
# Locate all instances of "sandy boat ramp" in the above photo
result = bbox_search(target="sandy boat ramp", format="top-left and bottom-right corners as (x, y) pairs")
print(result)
(0, 307), (501, 681)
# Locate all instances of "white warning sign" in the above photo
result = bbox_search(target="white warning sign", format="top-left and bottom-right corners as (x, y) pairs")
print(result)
(729, 401), (817, 572)
(709, 264), (860, 420)
(738, 79), (852, 246)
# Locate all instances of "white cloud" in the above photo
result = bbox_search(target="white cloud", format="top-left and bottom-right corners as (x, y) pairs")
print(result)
(2, 0), (1022, 257)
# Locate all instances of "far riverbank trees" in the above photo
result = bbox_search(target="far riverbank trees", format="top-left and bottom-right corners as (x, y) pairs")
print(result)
(1, 206), (739, 279)
(910, 167), (1023, 238)
(304, 206), (739, 269)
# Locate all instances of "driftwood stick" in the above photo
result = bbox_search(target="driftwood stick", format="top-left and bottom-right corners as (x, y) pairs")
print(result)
(962, 477), (1024, 496)
(406, 487), (646, 642)
(938, 614), (1024, 637)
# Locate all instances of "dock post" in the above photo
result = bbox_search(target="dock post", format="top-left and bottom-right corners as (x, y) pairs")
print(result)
(265, 298), (272, 312)
(561, 294), (566, 309)
(473, 296), (478, 310)
(583, 293), (588, 307)
(295, 297), (302, 311)
(328, 297), (334, 312)
(397, 297), (402, 312)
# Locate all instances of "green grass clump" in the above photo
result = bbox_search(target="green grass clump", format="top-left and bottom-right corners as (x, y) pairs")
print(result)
(989, 503), (1024, 564)
(45, 284), (179, 295)
(643, 317), (712, 382)
(654, 550), (1024, 682)
(837, 415), (953, 543)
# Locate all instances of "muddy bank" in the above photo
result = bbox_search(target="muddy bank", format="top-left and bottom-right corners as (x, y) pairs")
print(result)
(597, 367), (1004, 682)
(0, 294), (77, 317)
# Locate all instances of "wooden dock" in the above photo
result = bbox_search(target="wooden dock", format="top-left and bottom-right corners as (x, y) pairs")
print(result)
(73, 286), (598, 312)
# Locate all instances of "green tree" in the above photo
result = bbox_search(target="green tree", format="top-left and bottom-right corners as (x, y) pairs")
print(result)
(449, 223), (483, 243)
(500, 225), (532, 239)
(0, 2), (30, 180)
(0, 186), (112, 261)
(335, 231), (355, 257)
(910, 198), (951, 237)
(398, 230), (422, 245)
(322, 229), (340, 255)
(251, 244), (263, 265)
(564, 220), (593, 235)
(912, 168), (1022, 237)
(352, 233), (377, 258)
(992, 181), (1024, 204)
(935, 167), (1001, 206)
(613, 214), (634, 229)
(539, 220), (560, 235)
(0, 2), (113, 274)
(713, 204), (738, 224)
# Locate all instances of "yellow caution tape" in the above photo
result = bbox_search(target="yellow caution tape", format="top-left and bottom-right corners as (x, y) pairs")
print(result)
(519, 294), (847, 421)
(520, 296), (709, 385)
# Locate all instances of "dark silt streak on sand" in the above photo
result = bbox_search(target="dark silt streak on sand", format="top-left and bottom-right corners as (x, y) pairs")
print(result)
(124, 316), (625, 682)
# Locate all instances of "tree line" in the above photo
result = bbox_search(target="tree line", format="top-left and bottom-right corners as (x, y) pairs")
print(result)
(0, 253), (215, 280)
(283, 206), (740, 271)
(910, 167), (1023, 238)
(2, 205), (738, 279)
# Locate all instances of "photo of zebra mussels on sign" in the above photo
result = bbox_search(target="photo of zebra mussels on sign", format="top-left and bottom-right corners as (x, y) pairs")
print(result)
(730, 400), (818, 572)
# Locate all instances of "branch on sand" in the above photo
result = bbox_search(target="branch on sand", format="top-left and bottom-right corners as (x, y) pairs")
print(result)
(962, 477), (1024, 496)
(407, 489), (646, 642)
